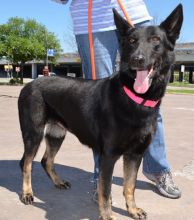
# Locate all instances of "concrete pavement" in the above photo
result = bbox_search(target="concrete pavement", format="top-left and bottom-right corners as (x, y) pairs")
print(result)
(0, 85), (194, 220)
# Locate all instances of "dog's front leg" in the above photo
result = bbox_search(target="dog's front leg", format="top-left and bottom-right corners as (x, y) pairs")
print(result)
(98, 154), (118, 220)
(123, 153), (147, 219)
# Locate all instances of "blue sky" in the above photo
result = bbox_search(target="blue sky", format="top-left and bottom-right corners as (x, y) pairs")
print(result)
(0, 0), (193, 52)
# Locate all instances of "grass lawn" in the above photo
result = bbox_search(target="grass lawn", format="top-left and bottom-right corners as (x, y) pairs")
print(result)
(166, 89), (194, 95)
(167, 82), (194, 94)
(169, 82), (194, 88)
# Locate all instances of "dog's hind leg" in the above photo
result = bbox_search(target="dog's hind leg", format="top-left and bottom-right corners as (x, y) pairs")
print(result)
(123, 153), (147, 219)
(20, 130), (44, 205)
(19, 92), (46, 204)
(41, 121), (71, 189)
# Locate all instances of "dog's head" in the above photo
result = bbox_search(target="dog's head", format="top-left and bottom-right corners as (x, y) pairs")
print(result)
(113, 4), (183, 95)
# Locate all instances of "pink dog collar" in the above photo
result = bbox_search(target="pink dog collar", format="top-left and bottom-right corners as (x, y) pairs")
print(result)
(123, 86), (160, 108)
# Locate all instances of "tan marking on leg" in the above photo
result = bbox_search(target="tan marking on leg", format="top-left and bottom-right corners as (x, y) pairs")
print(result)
(123, 155), (147, 219)
(98, 179), (115, 220)
(123, 162), (136, 211)
(22, 158), (33, 195)
(42, 138), (70, 189)
(43, 140), (63, 184)
(20, 156), (34, 204)
(98, 158), (117, 220)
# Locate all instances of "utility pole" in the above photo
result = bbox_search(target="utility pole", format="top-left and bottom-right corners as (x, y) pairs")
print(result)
(45, 30), (48, 67)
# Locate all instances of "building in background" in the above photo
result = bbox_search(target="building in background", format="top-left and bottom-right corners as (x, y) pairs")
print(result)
(0, 43), (194, 83)
(173, 43), (194, 83)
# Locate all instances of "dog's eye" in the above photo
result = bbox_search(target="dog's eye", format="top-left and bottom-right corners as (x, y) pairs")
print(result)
(151, 36), (161, 43)
(128, 38), (136, 44)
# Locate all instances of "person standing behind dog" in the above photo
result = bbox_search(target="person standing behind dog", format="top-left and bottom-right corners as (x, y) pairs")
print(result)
(52, 0), (181, 201)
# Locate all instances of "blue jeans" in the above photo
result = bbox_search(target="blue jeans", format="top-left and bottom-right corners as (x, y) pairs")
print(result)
(76, 31), (118, 79)
(76, 29), (170, 182)
(143, 111), (170, 174)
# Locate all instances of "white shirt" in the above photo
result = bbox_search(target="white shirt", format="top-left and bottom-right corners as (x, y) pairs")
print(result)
(70, 0), (152, 34)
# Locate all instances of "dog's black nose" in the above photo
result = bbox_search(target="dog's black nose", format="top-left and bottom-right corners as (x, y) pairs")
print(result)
(131, 55), (145, 68)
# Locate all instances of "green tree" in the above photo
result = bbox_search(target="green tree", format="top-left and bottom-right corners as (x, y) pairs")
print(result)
(0, 17), (62, 83)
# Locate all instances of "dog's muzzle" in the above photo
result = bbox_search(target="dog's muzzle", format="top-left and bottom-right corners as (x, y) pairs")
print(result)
(130, 55), (146, 69)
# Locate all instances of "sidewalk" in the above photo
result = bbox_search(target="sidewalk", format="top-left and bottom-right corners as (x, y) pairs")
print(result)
(0, 85), (194, 220)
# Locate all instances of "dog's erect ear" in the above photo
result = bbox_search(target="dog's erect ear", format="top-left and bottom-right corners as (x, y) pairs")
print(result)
(160, 4), (183, 46)
(113, 8), (133, 36)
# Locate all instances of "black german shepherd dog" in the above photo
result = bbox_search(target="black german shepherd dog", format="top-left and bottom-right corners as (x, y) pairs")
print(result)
(18, 4), (183, 220)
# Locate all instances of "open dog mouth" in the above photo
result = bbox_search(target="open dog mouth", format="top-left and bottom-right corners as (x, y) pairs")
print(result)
(133, 65), (156, 94)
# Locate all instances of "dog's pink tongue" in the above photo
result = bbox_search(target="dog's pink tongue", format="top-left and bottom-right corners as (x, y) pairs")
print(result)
(133, 70), (150, 94)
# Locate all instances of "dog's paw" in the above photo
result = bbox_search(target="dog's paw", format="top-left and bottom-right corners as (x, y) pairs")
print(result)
(55, 180), (71, 189)
(99, 215), (117, 220)
(20, 193), (34, 205)
(129, 207), (147, 220)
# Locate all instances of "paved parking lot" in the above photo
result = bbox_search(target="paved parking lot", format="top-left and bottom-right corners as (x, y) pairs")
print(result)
(0, 85), (194, 220)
